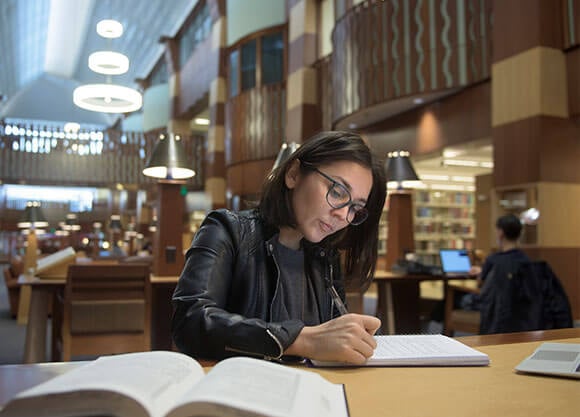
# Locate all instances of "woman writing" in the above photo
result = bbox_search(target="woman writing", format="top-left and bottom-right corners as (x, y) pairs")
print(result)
(172, 131), (386, 365)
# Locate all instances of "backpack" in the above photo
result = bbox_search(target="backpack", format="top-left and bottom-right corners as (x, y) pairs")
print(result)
(478, 258), (572, 335)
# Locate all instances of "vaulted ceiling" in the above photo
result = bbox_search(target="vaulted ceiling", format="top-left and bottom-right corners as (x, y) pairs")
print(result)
(0, 0), (198, 125)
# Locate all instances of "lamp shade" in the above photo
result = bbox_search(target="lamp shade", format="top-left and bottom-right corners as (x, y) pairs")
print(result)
(384, 151), (420, 186)
(143, 133), (195, 179)
(272, 142), (300, 171)
(109, 214), (123, 231)
(64, 213), (81, 231)
(17, 201), (49, 229)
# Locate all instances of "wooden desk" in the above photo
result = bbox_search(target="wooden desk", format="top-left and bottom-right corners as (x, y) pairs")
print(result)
(2, 330), (578, 417)
(18, 274), (179, 363)
(373, 270), (474, 334)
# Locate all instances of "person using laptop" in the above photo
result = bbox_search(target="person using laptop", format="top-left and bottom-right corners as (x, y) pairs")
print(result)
(461, 213), (530, 310)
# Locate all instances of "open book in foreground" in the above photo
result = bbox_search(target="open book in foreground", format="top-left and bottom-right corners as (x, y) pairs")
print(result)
(311, 334), (490, 367)
(0, 351), (349, 417)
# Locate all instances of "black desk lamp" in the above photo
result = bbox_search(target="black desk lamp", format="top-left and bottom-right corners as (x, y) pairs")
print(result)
(384, 150), (420, 189)
(143, 133), (195, 180)
(384, 151), (420, 270)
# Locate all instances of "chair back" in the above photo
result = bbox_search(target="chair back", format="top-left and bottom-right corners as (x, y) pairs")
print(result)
(3, 267), (20, 318)
(54, 264), (151, 361)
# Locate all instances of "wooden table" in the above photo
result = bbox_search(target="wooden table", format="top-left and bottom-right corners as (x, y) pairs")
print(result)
(373, 270), (475, 334)
(17, 274), (179, 364)
(2, 329), (578, 417)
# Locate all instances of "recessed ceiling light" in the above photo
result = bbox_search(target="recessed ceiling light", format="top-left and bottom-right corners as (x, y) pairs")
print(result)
(194, 117), (210, 125)
(443, 149), (462, 158)
(413, 98), (424, 104)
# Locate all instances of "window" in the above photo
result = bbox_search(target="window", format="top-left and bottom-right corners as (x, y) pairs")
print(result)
(179, 4), (211, 69)
(261, 32), (284, 85)
(241, 40), (257, 91)
(149, 58), (168, 86)
(3, 185), (97, 212)
(228, 28), (285, 97)
(229, 50), (239, 98)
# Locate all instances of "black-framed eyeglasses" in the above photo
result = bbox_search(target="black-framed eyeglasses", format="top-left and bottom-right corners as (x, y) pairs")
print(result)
(311, 167), (369, 226)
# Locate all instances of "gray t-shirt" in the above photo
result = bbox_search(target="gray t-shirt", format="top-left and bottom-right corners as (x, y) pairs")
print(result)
(271, 237), (321, 326)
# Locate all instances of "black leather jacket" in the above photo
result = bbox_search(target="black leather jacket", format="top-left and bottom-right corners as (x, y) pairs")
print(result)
(171, 209), (345, 360)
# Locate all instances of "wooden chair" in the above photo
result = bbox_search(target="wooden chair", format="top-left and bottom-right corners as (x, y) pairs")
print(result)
(52, 264), (151, 361)
(443, 280), (480, 336)
(3, 259), (22, 318)
(4, 256), (24, 318)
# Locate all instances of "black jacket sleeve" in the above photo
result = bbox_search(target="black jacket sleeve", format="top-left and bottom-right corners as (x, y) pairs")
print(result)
(171, 210), (304, 360)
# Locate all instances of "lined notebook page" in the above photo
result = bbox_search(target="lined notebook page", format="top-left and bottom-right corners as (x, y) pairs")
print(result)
(311, 334), (489, 367)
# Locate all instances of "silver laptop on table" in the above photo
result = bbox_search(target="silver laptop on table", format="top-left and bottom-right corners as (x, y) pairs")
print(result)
(515, 342), (580, 379)
(439, 249), (471, 276)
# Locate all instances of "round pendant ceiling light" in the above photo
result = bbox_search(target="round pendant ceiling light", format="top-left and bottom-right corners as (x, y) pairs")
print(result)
(88, 51), (129, 75)
(96, 19), (124, 38)
(74, 84), (143, 113)
(73, 18), (142, 114)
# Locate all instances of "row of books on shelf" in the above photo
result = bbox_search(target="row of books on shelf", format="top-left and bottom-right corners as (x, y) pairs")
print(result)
(415, 191), (474, 205)
(415, 222), (473, 234)
(416, 207), (472, 218)
(416, 238), (474, 252)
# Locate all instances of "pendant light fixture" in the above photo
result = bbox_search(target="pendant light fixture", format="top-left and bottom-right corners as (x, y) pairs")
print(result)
(73, 15), (142, 113)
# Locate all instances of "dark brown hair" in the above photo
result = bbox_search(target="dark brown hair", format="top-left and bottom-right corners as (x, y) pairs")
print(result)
(259, 131), (386, 290)
(496, 213), (523, 241)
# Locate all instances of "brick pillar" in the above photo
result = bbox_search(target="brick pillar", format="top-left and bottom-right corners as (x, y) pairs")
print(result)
(491, 0), (580, 318)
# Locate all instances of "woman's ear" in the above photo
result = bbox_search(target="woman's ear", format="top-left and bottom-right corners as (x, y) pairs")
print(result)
(285, 159), (301, 189)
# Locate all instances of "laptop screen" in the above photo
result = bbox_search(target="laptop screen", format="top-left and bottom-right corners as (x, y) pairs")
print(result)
(439, 249), (471, 273)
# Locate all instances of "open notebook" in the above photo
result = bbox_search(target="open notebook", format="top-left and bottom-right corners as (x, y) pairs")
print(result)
(515, 342), (580, 379)
(311, 334), (490, 367)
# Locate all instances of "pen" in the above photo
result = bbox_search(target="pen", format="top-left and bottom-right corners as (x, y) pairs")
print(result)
(328, 284), (349, 315)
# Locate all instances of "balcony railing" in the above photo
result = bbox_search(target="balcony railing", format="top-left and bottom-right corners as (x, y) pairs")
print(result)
(332, 0), (492, 125)
(0, 124), (204, 188)
(225, 83), (286, 166)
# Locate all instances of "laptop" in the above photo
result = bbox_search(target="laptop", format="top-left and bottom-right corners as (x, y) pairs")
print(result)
(515, 342), (580, 379)
(439, 249), (472, 275)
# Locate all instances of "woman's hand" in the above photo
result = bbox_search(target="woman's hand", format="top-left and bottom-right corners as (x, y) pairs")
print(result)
(285, 313), (381, 365)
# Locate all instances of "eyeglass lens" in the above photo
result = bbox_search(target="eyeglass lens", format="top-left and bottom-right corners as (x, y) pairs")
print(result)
(326, 182), (368, 225)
